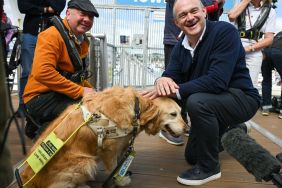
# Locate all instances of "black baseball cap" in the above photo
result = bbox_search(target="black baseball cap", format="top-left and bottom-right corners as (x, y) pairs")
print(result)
(67, 0), (99, 17)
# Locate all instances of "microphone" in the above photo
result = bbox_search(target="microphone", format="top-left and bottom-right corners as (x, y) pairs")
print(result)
(221, 128), (282, 187)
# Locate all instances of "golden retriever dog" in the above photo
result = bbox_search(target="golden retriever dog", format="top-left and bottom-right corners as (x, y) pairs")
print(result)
(19, 86), (185, 188)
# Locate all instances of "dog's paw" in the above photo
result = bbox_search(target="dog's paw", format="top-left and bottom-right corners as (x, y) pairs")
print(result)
(114, 174), (131, 187)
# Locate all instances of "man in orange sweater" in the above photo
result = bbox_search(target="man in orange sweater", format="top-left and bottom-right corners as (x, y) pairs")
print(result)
(23, 0), (99, 139)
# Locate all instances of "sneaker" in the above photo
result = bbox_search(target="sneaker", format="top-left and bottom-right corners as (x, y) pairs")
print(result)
(159, 130), (184, 146)
(261, 108), (270, 116)
(279, 110), (282, 119)
(177, 165), (221, 186)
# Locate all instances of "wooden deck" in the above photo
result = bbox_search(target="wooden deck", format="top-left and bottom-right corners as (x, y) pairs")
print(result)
(6, 95), (282, 188)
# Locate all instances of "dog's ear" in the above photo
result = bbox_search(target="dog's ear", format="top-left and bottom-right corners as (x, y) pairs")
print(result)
(138, 96), (161, 134)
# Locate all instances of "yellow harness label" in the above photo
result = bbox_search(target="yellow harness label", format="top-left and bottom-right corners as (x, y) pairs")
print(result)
(26, 132), (64, 173)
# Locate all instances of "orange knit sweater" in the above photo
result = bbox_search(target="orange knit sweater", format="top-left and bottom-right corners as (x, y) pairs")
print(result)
(23, 18), (92, 104)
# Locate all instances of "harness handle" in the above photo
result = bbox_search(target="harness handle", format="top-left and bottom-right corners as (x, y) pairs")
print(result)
(102, 97), (141, 188)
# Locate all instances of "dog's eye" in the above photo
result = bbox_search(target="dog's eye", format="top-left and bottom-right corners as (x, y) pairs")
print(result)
(170, 112), (177, 117)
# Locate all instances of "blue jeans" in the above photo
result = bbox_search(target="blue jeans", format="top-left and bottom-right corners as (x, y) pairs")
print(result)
(19, 33), (37, 104)
(261, 47), (282, 107)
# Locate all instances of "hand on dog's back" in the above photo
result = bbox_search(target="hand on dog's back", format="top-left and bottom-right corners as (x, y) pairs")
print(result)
(83, 87), (96, 96)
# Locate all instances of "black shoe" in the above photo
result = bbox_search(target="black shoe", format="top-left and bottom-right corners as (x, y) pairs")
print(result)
(25, 121), (39, 139)
(177, 165), (221, 186)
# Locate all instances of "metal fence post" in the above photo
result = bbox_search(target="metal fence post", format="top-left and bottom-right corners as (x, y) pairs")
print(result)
(88, 33), (109, 91)
(88, 35), (97, 89)
(142, 9), (150, 88)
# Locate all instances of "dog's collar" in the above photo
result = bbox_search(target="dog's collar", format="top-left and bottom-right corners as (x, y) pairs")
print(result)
(132, 97), (140, 138)
(80, 105), (134, 147)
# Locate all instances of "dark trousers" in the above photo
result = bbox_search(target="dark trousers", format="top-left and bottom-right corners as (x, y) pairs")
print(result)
(184, 88), (259, 172)
(25, 92), (80, 128)
(261, 47), (282, 107)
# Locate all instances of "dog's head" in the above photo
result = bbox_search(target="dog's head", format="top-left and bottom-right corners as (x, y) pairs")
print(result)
(154, 97), (186, 136)
(139, 96), (186, 136)
(83, 87), (185, 137)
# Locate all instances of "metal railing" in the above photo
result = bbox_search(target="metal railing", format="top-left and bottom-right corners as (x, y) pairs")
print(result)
(113, 47), (163, 87)
(88, 33), (164, 90)
(7, 33), (164, 93)
(88, 33), (109, 91)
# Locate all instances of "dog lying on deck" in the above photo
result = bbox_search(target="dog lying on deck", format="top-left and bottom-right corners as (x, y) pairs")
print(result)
(20, 86), (185, 188)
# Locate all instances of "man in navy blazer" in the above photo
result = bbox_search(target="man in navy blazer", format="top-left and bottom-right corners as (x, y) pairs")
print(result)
(142, 0), (260, 186)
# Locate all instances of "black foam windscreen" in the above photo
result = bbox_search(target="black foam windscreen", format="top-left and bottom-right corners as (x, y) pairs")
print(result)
(221, 128), (281, 181)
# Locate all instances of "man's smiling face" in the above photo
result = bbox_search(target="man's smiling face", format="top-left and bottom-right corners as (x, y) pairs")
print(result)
(66, 8), (94, 36)
(173, 0), (207, 41)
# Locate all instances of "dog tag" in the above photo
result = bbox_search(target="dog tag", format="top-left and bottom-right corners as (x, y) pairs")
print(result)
(114, 151), (136, 182)
(26, 132), (64, 173)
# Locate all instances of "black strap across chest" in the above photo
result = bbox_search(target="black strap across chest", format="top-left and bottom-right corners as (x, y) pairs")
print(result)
(237, 3), (271, 41)
(51, 15), (84, 72)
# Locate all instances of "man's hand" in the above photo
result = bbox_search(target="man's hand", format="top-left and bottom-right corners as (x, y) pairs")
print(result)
(83, 87), (96, 96)
(140, 89), (159, 100)
(141, 77), (179, 99)
(155, 77), (179, 96)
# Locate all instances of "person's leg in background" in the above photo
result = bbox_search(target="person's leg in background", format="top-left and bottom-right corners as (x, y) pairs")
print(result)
(0, 31), (13, 187)
(269, 48), (282, 118)
(164, 44), (174, 69)
(261, 48), (274, 116)
(245, 52), (263, 90)
(17, 33), (37, 117)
